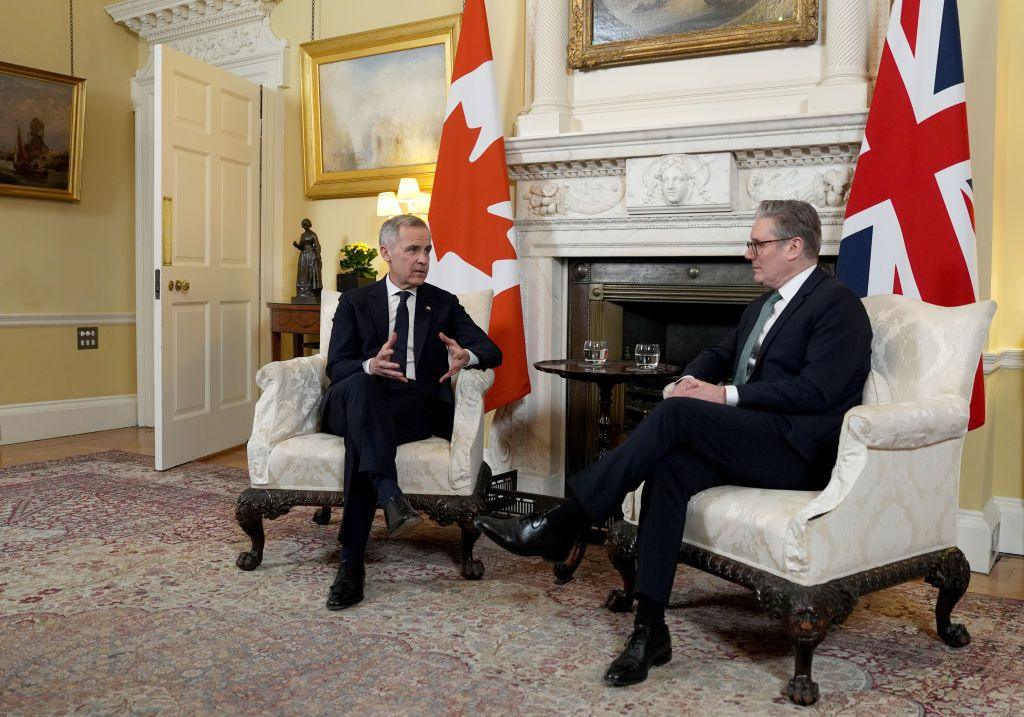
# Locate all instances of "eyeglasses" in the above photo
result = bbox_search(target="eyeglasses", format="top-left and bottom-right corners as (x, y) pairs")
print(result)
(745, 237), (794, 256)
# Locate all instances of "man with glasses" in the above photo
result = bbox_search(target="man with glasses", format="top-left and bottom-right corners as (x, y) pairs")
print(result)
(477, 199), (872, 687)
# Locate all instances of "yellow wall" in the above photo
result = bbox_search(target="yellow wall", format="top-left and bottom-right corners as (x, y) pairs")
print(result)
(0, 0), (138, 404)
(958, 0), (1024, 507)
(269, 0), (525, 344)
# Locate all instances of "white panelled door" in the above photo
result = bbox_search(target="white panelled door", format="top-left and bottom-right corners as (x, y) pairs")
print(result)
(153, 45), (261, 470)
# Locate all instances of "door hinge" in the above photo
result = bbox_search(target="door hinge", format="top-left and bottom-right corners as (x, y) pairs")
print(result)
(155, 268), (161, 299)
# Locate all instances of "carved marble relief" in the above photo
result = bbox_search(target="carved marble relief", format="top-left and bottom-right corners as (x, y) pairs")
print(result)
(625, 153), (734, 214)
(742, 165), (853, 211)
(519, 177), (625, 218)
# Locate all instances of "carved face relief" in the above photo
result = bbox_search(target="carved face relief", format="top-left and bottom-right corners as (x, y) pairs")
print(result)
(660, 165), (689, 204)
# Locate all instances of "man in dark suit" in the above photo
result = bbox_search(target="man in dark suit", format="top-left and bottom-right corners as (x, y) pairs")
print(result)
(477, 200), (872, 686)
(322, 214), (501, 611)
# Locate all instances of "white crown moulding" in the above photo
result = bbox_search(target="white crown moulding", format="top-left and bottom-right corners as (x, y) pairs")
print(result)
(106, 0), (280, 44)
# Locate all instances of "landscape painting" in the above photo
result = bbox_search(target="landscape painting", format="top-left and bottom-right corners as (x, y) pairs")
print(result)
(318, 44), (446, 174)
(0, 61), (85, 201)
(569, 0), (818, 70)
(301, 14), (460, 199)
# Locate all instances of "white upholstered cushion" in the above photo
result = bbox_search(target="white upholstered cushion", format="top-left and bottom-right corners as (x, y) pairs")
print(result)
(265, 433), (470, 496)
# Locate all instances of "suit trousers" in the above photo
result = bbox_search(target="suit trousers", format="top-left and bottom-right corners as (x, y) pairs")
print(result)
(321, 372), (454, 555)
(567, 397), (832, 605)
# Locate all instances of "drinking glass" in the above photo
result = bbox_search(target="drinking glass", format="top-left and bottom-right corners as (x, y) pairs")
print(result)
(634, 343), (660, 370)
(583, 339), (608, 367)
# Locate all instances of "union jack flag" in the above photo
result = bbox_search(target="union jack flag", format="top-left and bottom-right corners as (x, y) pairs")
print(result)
(837, 0), (985, 428)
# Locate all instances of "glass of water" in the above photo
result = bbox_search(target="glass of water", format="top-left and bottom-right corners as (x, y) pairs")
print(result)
(583, 339), (608, 367)
(634, 343), (660, 370)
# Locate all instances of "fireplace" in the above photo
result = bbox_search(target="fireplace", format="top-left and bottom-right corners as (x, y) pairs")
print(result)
(491, 114), (863, 494)
(563, 256), (836, 475)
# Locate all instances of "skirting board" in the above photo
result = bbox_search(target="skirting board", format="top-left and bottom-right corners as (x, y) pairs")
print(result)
(994, 497), (1024, 556)
(957, 502), (1001, 574)
(0, 395), (137, 446)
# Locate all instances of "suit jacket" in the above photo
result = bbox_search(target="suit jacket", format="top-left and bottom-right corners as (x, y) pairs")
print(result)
(683, 267), (872, 471)
(325, 280), (502, 404)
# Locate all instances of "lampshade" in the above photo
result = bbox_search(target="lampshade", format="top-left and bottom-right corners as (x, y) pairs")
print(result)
(413, 191), (431, 215)
(376, 192), (401, 217)
(396, 177), (421, 201)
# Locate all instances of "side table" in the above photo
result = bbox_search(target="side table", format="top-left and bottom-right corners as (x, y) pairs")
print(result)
(531, 358), (681, 583)
(268, 302), (321, 361)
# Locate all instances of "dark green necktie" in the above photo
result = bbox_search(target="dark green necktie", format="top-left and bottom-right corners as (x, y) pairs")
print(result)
(733, 291), (782, 386)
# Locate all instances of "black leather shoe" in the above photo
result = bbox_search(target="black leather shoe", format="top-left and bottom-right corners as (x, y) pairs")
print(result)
(603, 623), (672, 686)
(326, 560), (365, 611)
(383, 495), (423, 538)
(475, 507), (581, 563)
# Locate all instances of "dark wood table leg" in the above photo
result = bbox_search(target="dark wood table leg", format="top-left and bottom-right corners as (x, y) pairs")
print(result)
(292, 332), (304, 358)
(271, 330), (282, 362)
(595, 380), (614, 459)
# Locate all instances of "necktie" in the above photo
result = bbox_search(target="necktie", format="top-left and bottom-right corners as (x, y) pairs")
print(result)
(733, 291), (782, 386)
(393, 291), (411, 376)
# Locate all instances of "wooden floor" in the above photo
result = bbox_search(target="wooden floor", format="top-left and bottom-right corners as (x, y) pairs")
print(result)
(2, 427), (1021, 600)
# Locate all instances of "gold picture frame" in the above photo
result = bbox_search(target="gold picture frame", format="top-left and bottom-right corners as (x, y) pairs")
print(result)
(569, 0), (819, 71)
(301, 14), (461, 199)
(0, 60), (86, 201)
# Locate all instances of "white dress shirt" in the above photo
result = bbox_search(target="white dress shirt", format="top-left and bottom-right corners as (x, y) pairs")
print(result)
(363, 276), (478, 380)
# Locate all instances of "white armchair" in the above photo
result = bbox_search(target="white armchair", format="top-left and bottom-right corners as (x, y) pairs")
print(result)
(236, 289), (496, 580)
(604, 294), (996, 705)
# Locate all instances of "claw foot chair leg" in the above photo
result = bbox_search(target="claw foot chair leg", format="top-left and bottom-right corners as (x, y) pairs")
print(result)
(235, 488), (293, 571)
(459, 522), (485, 580)
(312, 506), (332, 525)
(605, 520), (638, 612)
(782, 612), (831, 706)
(926, 547), (972, 648)
(553, 538), (588, 584)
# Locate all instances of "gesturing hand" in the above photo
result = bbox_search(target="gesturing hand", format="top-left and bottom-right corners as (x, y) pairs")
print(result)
(368, 332), (408, 382)
(438, 332), (471, 383)
(669, 376), (725, 404)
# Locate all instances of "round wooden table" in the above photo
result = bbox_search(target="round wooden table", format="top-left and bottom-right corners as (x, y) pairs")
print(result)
(534, 359), (681, 459)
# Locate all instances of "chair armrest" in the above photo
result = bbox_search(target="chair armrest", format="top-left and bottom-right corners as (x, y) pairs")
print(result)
(247, 354), (329, 485)
(447, 368), (495, 491)
(845, 395), (968, 449)
(796, 394), (968, 524)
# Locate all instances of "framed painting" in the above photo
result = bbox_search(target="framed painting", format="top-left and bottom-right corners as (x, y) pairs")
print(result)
(569, 0), (819, 70)
(0, 61), (85, 201)
(301, 14), (460, 199)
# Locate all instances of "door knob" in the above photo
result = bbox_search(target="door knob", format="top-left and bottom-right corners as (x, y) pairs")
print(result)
(182, 281), (190, 291)
(168, 280), (174, 291)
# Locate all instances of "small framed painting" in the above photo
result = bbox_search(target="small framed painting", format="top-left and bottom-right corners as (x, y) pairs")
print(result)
(569, 0), (819, 70)
(0, 60), (86, 201)
(300, 14), (460, 199)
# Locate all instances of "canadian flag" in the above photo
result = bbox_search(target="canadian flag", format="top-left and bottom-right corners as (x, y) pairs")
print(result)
(428, 0), (531, 412)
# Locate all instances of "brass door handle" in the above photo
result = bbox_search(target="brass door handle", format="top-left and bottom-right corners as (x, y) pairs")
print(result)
(174, 280), (183, 291)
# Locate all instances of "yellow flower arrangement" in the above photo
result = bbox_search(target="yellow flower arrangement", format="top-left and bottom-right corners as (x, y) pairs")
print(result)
(339, 242), (378, 279)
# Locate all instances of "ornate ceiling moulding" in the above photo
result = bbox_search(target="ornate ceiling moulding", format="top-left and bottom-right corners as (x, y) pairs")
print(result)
(106, 0), (280, 44)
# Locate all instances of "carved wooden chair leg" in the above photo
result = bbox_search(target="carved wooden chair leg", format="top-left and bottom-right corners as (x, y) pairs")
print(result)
(780, 605), (832, 706)
(553, 538), (588, 584)
(925, 547), (972, 647)
(604, 520), (638, 612)
(459, 521), (485, 581)
(235, 488), (292, 571)
(312, 506), (332, 525)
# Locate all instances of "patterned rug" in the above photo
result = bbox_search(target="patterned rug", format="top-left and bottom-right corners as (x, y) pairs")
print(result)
(1, 451), (1021, 716)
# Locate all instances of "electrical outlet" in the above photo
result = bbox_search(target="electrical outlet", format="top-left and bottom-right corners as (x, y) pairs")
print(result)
(77, 326), (99, 350)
